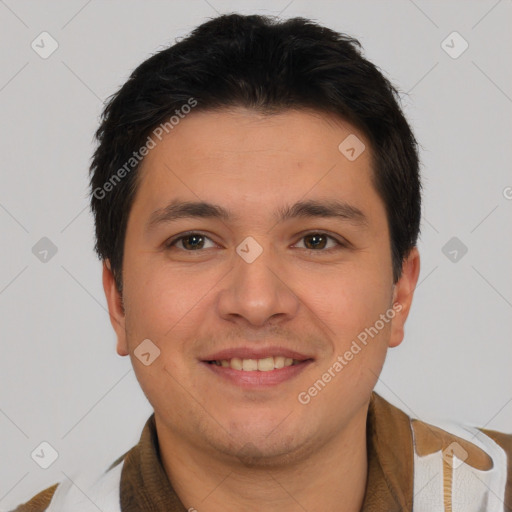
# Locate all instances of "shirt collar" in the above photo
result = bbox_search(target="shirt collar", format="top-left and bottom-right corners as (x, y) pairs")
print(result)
(361, 392), (414, 511)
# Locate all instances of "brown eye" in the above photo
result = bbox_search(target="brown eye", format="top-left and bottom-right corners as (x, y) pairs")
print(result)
(303, 233), (328, 250)
(180, 234), (205, 250)
(166, 233), (215, 251)
(296, 233), (342, 251)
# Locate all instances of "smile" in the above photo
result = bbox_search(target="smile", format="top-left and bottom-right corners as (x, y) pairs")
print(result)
(206, 356), (302, 371)
(202, 357), (313, 389)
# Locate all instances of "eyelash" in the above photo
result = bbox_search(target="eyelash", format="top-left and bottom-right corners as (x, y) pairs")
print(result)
(164, 231), (347, 253)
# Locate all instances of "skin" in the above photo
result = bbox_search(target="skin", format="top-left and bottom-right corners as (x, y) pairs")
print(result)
(103, 108), (420, 512)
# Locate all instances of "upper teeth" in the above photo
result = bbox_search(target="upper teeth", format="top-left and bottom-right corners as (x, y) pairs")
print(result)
(212, 357), (300, 371)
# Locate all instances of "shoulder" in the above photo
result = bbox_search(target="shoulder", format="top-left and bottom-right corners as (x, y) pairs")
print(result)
(9, 453), (128, 512)
(9, 483), (59, 512)
(370, 393), (512, 511)
(480, 427), (512, 456)
(480, 426), (512, 509)
(411, 416), (512, 511)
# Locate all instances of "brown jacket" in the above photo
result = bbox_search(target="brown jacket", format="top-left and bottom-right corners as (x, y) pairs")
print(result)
(11, 392), (512, 511)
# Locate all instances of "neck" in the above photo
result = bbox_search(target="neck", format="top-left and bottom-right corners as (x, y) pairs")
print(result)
(156, 404), (369, 512)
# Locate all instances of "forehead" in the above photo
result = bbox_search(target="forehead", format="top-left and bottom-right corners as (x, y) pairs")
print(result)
(140, 107), (367, 168)
(131, 108), (383, 226)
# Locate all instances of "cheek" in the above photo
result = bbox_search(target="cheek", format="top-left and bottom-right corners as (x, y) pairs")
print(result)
(123, 256), (205, 341)
(307, 266), (393, 391)
(311, 262), (392, 330)
(308, 273), (392, 400)
(122, 264), (200, 406)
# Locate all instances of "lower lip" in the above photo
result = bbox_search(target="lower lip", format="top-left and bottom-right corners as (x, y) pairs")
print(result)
(202, 360), (313, 388)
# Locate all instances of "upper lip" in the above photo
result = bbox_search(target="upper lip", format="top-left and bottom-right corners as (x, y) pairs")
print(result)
(202, 346), (314, 362)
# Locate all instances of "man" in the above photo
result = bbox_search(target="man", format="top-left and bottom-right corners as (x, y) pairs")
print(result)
(13, 13), (511, 512)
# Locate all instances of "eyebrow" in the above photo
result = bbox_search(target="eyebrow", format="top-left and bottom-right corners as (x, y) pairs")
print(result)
(146, 198), (369, 231)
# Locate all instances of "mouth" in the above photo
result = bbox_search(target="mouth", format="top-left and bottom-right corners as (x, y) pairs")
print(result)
(200, 350), (314, 388)
(205, 356), (306, 371)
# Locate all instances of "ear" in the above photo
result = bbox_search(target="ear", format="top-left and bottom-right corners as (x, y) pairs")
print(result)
(102, 260), (129, 357)
(388, 247), (420, 348)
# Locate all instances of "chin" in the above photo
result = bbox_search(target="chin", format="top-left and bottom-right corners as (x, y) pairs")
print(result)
(216, 434), (310, 468)
(210, 417), (315, 467)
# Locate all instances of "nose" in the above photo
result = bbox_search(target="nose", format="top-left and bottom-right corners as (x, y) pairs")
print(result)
(216, 243), (300, 328)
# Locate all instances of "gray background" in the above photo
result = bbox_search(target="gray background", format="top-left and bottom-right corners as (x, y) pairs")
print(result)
(1, 0), (511, 508)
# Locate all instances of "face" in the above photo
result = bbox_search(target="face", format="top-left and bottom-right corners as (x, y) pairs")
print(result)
(104, 108), (420, 465)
